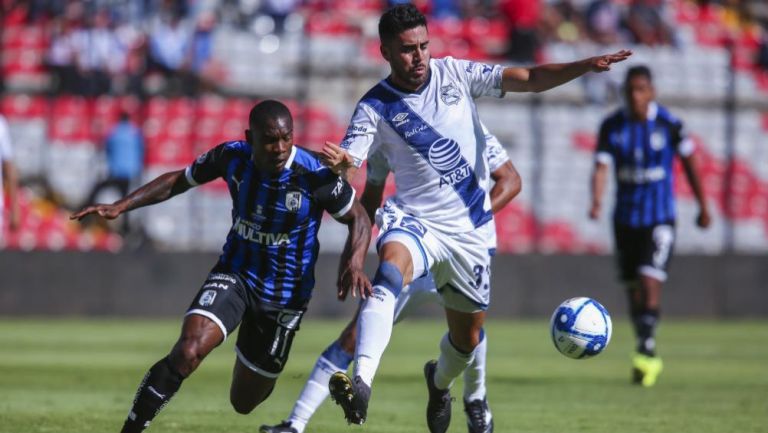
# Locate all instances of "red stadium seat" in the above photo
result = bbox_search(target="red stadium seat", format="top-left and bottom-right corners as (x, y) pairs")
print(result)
(0, 95), (46, 119)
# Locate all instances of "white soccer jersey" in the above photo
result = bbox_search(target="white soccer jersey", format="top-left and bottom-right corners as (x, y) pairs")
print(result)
(366, 122), (510, 186)
(341, 56), (506, 233)
(0, 115), (14, 216)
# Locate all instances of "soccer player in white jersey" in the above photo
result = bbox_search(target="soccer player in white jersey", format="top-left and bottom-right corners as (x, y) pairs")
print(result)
(261, 127), (520, 433)
(0, 112), (20, 242)
(321, 4), (631, 432)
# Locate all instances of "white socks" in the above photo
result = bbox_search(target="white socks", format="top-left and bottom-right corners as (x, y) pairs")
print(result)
(287, 342), (352, 433)
(353, 285), (397, 386)
(463, 331), (487, 401)
(434, 332), (476, 390)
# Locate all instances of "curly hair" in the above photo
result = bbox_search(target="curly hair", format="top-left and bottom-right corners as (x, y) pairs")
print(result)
(378, 3), (427, 42)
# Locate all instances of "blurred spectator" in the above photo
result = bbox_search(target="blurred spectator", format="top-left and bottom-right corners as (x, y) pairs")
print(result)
(112, 19), (148, 96)
(148, 11), (194, 95)
(261, 0), (300, 33)
(81, 111), (143, 234)
(432, 0), (462, 19)
(757, 20), (768, 70)
(71, 10), (126, 96)
(585, 0), (626, 45)
(186, 11), (217, 94)
(0, 110), (20, 238)
(625, 0), (676, 46)
(47, 17), (81, 94)
(540, 0), (586, 44)
(500, 0), (541, 62)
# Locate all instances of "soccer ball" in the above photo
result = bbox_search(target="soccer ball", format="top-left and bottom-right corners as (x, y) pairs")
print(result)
(550, 297), (612, 359)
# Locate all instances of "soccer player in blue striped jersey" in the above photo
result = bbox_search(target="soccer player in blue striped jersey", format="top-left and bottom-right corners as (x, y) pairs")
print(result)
(589, 65), (711, 387)
(71, 100), (372, 433)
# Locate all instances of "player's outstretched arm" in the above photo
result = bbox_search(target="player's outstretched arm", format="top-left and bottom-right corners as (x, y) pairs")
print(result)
(70, 169), (192, 221)
(589, 162), (609, 220)
(680, 154), (712, 228)
(502, 50), (632, 93)
(2, 160), (20, 231)
(489, 161), (522, 213)
(335, 200), (373, 301)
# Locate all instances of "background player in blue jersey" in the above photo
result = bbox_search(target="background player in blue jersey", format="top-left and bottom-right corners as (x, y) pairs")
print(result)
(589, 66), (711, 387)
(71, 100), (372, 433)
(261, 133), (521, 433)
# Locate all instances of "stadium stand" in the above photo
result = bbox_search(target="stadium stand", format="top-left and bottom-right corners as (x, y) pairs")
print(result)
(1, 0), (766, 253)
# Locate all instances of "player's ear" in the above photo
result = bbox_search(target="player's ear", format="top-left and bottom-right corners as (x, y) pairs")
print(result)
(380, 44), (390, 62)
(245, 129), (252, 143)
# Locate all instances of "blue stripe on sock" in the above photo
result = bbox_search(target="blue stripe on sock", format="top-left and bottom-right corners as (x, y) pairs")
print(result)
(372, 261), (404, 297)
(322, 341), (353, 370)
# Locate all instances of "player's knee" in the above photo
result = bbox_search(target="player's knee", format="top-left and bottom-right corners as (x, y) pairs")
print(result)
(372, 261), (404, 297)
(230, 397), (256, 415)
(172, 338), (208, 376)
(230, 384), (274, 414)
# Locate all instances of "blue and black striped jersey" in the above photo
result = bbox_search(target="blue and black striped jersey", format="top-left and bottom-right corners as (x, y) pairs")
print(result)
(185, 141), (356, 309)
(596, 102), (694, 228)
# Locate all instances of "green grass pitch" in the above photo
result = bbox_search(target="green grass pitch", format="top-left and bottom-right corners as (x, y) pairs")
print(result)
(1, 318), (766, 433)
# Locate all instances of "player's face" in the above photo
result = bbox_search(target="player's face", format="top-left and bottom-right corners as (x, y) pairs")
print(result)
(247, 116), (293, 174)
(381, 25), (430, 91)
(625, 76), (655, 119)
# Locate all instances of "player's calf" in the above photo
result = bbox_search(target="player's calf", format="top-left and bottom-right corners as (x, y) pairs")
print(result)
(121, 356), (186, 433)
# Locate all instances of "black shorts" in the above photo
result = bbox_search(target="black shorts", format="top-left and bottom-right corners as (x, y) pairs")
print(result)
(186, 271), (304, 379)
(613, 223), (676, 283)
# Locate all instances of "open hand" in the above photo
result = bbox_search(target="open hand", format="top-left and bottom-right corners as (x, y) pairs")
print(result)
(70, 203), (123, 221)
(590, 50), (632, 72)
(696, 208), (711, 229)
(320, 141), (355, 175)
(337, 266), (372, 301)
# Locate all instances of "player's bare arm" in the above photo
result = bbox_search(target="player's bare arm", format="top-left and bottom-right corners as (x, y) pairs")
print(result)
(335, 200), (373, 301)
(2, 160), (20, 231)
(70, 169), (192, 220)
(502, 50), (632, 93)
(589, 162), (609, 220)
(680, 153), (711, 228)
(360, 180), (386, 223)
(321, 141), (358, 180)
(489, 160), (521, 213)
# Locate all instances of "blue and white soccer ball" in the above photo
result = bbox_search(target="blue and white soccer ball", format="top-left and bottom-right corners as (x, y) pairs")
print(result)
(550, 297), (612, 359)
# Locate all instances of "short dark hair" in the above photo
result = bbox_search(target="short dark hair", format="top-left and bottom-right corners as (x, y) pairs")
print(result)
(379, 3), (427, 42)
(249, 100), (292, 128)
(625, 65), (653, 84)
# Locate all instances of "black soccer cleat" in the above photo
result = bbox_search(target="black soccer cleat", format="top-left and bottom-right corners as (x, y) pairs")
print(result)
(464, 398), (494, 433)
(424, 360), (452, 433)
(329, 372), (370, 425)
(258, 421), (298, 433)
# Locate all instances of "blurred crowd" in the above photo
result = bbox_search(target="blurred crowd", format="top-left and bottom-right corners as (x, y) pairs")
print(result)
(1, 0), (766, 98)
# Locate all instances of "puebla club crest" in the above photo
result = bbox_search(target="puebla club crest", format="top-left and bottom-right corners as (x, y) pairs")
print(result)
(440, 83), (462, 106)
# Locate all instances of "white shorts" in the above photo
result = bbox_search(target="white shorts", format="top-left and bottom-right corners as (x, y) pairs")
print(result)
(376, 200), (494, 313)
(393, 274), (440, 323)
